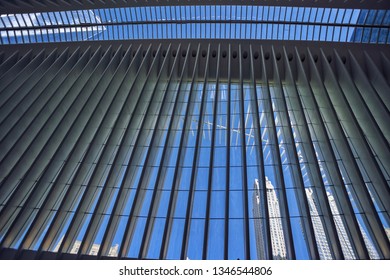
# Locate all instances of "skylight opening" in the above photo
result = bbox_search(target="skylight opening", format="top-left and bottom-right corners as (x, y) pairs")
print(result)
(0, 5), (389, 44)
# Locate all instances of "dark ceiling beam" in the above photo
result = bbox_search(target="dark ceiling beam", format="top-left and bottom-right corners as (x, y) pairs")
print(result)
(0, 38), (387, 66)
(0, 0), (389, 14)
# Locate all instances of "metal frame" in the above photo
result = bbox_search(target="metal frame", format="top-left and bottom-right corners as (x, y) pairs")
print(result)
(0, 0), (389, 260)
(1, 0), (388, 14)
(1, 5), (389, 44)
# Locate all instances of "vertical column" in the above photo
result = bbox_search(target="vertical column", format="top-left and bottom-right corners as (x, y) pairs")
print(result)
(29, 45), (122, 254)
(160, 44), (201, 259)
(181, 44), (211, 260)
(335, 50), (390, 205)
(272, 47), (337, 258)
(257, 46), (278, 260)
(319, 49), (390, 259)
(0, 46), (93, 249)
(238, 45), (251, 260)
(308, 47), (388, 259)
(0, 51), (21, 78)
(0, 48), (58, 121)
(224, 45), (232, 260)
(283, 47), (346, 259)
(0, 50), (33, 96)
(248, 45), (273, 260)
(101, 44), (173, 258)
(363, 51), (390, 112)
(55, 45), (145, 255)
(138, 44), (190, 259)
(293, 47), (368, 259)
(203, 44), (221, 260)
(78, 44), (162, 257)
(72, 44), (154, 256)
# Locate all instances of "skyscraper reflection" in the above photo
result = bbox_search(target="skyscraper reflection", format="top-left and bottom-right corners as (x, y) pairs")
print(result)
(306, 189), (379, 259)
(253, 178), (287, 260)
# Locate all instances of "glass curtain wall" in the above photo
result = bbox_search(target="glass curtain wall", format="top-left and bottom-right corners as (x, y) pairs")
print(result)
(0, 44), (389, 259)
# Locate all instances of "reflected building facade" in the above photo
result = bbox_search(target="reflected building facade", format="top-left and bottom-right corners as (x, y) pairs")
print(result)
(0, 0), (389, 260)
(54, 237), (119, 257)
(305, 189), (333, 260)
(253, 178), (287, 260)
(305, 189), (380, 260)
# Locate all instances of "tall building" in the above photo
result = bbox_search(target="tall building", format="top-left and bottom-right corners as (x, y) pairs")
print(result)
(305, 189), (381, 259)
(305, 189), (333, 260)
(326, 192), (356, 259)
(252, 179), (267, 260)
(253, 178), (287, 260)
(0, 0), (389, 260)
(53, 237), (119, 257)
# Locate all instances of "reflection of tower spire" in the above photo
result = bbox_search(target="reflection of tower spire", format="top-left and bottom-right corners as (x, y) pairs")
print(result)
(253, 179), (266, 259)
(327, 192), (355, 259)
(305, 188), (332, 259)
(356, 217), (380, 259)
(253, 178), (287, 260)
(306, 189), (380, 259)
(53, 236), (119, 256)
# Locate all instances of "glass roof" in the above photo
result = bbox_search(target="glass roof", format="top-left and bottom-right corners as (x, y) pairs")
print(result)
(1, 5), (389, 44)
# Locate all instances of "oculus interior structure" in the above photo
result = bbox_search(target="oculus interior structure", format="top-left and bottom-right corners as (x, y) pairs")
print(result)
(0, 0), (389, 260)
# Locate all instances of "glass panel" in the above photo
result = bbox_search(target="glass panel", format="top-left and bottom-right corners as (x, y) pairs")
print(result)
(250, 182), (267, 260)
(0, 6), (389, 261)
(166, 218), (185, 259)
(207, 219), (225, 259)
(186, 218), (205, 259)
(127, 217), (147, 257)
(355, 214), (381, 259)
(1, 6), (388, 44)
(145, 217), (165, 259)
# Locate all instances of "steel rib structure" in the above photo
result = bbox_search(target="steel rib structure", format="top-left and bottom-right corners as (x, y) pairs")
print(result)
(0, 0), (389, 260)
